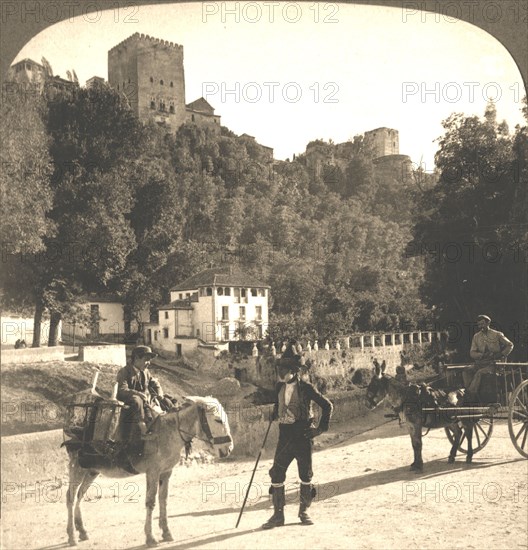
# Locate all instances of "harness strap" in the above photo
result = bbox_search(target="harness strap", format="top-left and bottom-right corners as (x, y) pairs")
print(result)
(198, 407), (232, 445)
(176, 403), (232, 447)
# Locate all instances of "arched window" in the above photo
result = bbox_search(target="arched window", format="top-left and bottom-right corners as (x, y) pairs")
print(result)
(150, 76), (153, 83)
(217, 287), (224, 296)
(170, 81), (173, 87)
(192, 114), (195, 122)
(160, 79), (164, 86)
(206, 287), (212, 296)
(169, 105), (175, 114)
(117, 84), (119, 90)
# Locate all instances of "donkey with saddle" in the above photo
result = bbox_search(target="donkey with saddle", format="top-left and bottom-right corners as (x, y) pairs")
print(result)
(62, 366), (233, 547)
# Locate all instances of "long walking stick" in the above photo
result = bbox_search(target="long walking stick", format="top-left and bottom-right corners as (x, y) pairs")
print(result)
(235, 416), (274, 528)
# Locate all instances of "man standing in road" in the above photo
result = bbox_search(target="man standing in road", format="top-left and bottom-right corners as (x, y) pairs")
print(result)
(262, 349), (333, 529)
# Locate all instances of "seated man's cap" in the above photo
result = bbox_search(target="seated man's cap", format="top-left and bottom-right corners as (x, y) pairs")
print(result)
(477, 314), (491, 323)
(132, 345), (158, 359)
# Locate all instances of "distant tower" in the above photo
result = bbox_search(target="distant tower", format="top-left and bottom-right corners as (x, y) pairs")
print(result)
(364, 127), (399, 158)
(108, 33), (187, 131)
(364, 127), (412, 183)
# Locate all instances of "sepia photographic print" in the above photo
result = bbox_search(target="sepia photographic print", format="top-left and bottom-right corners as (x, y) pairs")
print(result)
(1, 1), (527, 548)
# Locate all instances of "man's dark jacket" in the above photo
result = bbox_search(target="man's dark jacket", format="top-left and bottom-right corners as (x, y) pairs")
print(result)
(116, 364), (162, 402)
(272, 376), (333, 431)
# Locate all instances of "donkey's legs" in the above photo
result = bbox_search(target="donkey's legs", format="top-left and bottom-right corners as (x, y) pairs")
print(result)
(407, 423), (424, 471)
(158, 470), (174, 542)
(67, 455), (86, 546)
(448, 423), (463, 463)
(74, 470), (100, 541)
(145, 469), (161, 547)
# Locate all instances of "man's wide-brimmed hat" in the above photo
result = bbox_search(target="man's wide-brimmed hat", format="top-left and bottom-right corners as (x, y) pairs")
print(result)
(277, 354), (304, 372)
(477, 314), (491, 323)
(132, 345), (158, 360)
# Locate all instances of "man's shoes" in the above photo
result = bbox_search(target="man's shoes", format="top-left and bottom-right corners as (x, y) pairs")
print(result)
(299, 510), (314, 525)
(262, 485), (285, 530)
(262, 512), (285, 530)
(135, 421), (156, 441)
(298, 483), (315, 526)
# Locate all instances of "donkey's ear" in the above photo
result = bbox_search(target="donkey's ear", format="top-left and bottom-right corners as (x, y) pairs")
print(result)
(374, 364), (381, 377)
(381, 360), (386, 373)
(373, 359), (380, 369)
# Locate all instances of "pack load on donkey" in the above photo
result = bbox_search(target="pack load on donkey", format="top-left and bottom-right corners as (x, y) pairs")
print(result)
(62, 370), (128, 469)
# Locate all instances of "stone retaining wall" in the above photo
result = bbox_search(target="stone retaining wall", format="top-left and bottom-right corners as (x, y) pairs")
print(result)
(79, 344), (126, 366)
(1, 346), (65, 364)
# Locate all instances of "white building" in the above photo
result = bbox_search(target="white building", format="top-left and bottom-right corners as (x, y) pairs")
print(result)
(144, 267), (270, 356)
(1, 313), (60, 347)
(61, 294), (149, 343)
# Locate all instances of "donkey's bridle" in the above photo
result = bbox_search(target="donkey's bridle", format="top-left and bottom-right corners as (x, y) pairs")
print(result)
(197, 407), (232, 445)
(176, 405), (232, 447)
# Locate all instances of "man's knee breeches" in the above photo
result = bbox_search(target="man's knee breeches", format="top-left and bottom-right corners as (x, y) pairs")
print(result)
(269, 425), (313, 484)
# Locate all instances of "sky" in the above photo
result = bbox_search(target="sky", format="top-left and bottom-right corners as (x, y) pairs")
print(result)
(12, 2), (526, 168)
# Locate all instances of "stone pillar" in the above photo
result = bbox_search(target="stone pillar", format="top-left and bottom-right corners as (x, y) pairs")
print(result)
(381, 334), (386, 347)
(417, 332), (422, 344)
(344, 336), (350, 349)
(370, 335), (375, 348)
(359, 335), (365, 350)
(390, 333), (396, 346)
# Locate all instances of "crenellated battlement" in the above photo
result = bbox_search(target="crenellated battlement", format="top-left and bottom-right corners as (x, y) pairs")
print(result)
(109, 32), (183, 54)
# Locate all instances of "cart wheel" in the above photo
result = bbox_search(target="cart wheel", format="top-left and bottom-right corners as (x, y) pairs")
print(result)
(444, 417), (493, 454)
(508, 379), (528, 459)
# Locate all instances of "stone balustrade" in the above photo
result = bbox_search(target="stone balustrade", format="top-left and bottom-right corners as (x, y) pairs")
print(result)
(284, 331), (446, 353)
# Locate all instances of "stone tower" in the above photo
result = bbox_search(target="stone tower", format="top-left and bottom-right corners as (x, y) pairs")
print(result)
(364, 127), (399, 158)
(108, 33), (187, 131)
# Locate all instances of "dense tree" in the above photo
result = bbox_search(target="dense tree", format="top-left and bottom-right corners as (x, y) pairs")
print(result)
(411, 102), (527, 360)
(2, 82), (441, 349)
(0, 91), (54, 255)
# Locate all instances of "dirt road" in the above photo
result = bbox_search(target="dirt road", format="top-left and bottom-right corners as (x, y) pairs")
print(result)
(2, 419), (527, 549)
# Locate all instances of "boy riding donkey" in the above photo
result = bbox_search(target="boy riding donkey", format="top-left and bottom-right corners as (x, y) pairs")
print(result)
(117, 345), (176, 444)
(263, 342), (333, 529)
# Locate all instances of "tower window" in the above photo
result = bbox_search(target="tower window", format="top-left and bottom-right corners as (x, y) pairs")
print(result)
(160, 79), (164, 86)
(128, 78), (131, 83)
(170, 81), (173, 87)
(192, 114), (195, 122)
(150, 77), (153, 83)
(117, 84), (120, 91)
(169, 105), (175, 114)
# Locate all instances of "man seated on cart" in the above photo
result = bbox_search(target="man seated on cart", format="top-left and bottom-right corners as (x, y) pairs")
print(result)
(464, 314), (514, 401)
